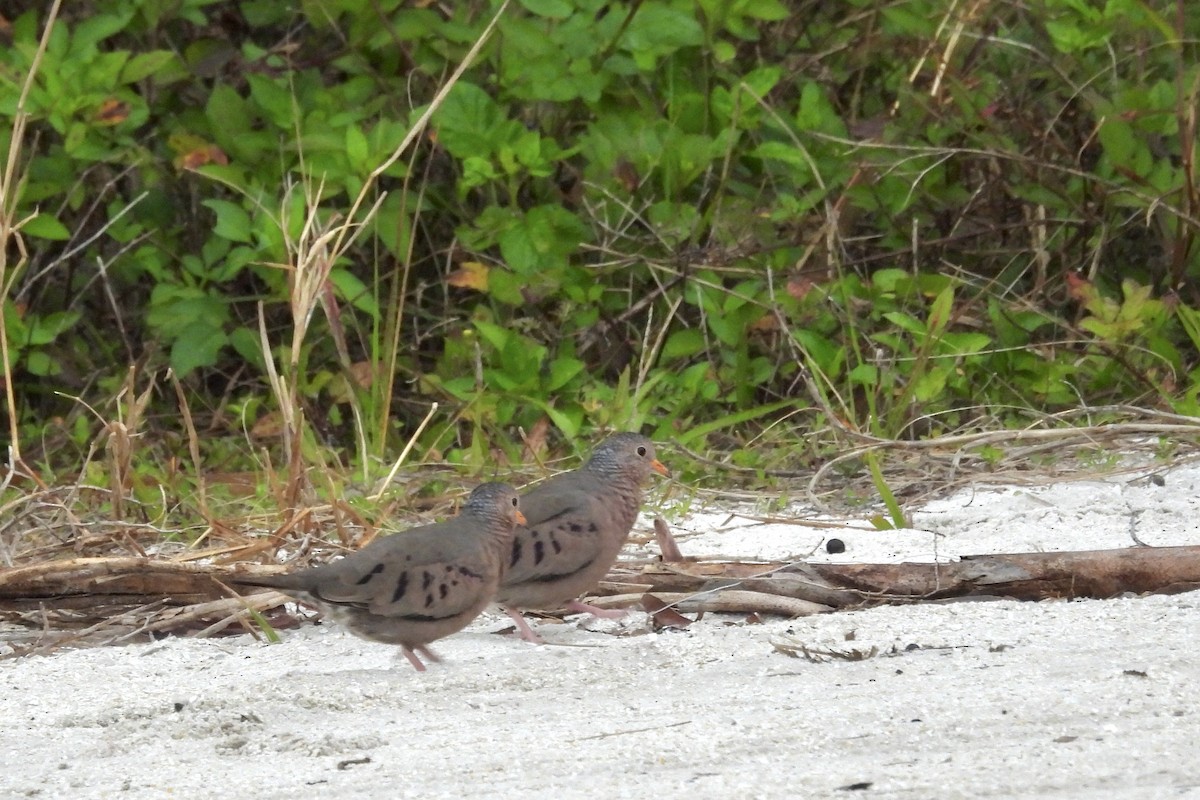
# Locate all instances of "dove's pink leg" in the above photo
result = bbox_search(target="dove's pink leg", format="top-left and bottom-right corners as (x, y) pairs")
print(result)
(401, 646), (427, 672)
(565, 600), (628, 620)
(401, 645), (440, 672)
(503, 605), (545, 644)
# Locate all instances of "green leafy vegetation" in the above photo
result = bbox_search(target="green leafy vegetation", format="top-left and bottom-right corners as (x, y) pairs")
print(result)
(1, 0), (1198, 529)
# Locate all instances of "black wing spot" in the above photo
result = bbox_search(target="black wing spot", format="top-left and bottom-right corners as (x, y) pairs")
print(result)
(550, 535), (563, 554)
(533, 540), (545, 565)
(422, 570), (434, 590)
(587, 522), (599, 533)
(445, 565), (454, 572)
(356, 563), (385, 585)
(569, 523), (583, 533)
(459, 565), (482, 579)
(391, 571), (409, 603)
(510, 538), (523, 568)
(439, 583), (449, 600)
(425, 592), (434, 608)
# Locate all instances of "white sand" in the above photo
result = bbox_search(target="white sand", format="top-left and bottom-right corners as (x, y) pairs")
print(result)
(3, 462), (1200, 799)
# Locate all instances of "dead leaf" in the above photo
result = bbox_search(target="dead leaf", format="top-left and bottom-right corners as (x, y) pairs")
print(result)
(447, 261), (490, 292)
(521, 418), (550, 461)
(786, 276), (815, 300)
(653, 517), (686, 562)
(94, 98), (130, 126)
(168, 133), (230, 170)
(613, 158), (640, 193)
(250, 410), (284, 438)
(641, 594), (692, 630)
(347, 361), (373, 390)
(749, 315), (778, 333)
(1064, 270), (1092, 302)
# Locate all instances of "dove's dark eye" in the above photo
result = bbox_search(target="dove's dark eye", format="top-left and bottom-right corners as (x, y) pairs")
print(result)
(511, 497), (518, 507)
(637, 446), (647, 457)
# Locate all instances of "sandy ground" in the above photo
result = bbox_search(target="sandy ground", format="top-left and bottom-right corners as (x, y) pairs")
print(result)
(3, 460), (1200, 799)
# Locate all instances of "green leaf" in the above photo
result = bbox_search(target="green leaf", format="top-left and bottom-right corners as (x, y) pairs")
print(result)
(247, 73), (295, 128)
(621, 3), (704, 68)
(329, 268), (380, 319)
(518, 0), (573, 18)
(474, 319), (513, 353)
(882, 311), (927, 336)
(229, 326), (267, 372)
(71, 11), (134, 55)
(913, 366), (948, 402)
(744, 0), (789, 20)
(487, 268), (527, 306)
(25, 350), (60, 377)
(498, 205), (588, 274)
(546, 357), (585, 391)
(938, 332), (991, 355)
(27, 311), (81, 345)
(202, 199), (252, 243)
(529, 398), (582, 438)
(206, 84), (251, 145)
(170, 323), (228, 376)
(22, 214), (71, 240)
(926, 284), (954, 336)
(1097, 117), (1137, 168)
(753, 141), (811, 169)
(434, 81), (523, 159)
(866, 450), (907, 527)
(147, 286), (230, 337)
(120, 51), (177, 84)
(661, 328), (706, 361)
(345, 123), (369, 172)
(848, 363), (880, 386)
(675, 400), (794, 447)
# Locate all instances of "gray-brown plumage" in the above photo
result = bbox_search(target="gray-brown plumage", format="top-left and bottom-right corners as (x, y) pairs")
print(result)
(496, 433), (669, 643)
(235, 483), (525, 671)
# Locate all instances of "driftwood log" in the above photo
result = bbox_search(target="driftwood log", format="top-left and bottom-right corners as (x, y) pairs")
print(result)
(594, 544), (1200, 609)
(0, 545), (1198, 618)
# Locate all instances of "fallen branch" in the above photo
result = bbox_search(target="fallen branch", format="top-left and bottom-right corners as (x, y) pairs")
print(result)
(590, 590), (830, 617)
(2, 545), (1199, 650)
(600, 544), (1200, 605)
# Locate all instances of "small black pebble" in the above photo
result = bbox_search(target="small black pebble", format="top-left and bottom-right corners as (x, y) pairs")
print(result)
(1150, 474), (1165, 486)
(173, 702), (185, 712)
(905, 642), (920, 651)
(826, 538), (846, 554)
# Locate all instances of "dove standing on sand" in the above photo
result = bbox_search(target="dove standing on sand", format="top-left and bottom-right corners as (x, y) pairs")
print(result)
(235, 482), (525, 671)
(497, 433), (669, 643)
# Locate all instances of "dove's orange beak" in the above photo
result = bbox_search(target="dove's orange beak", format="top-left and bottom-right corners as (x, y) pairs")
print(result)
(514, 509), (528, 525)
(651, 458), (670, 477)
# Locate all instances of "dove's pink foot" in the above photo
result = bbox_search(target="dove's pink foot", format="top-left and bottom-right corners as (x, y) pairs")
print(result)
(503, 605), (545, 644)
(565, 599), (628, 620)
(401, 646), (427, 672)
(402, 644), (441, 672)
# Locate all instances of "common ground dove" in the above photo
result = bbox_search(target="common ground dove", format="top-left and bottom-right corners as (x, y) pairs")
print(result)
(235, 482), (525, 671)
(496, 433), (669, 643)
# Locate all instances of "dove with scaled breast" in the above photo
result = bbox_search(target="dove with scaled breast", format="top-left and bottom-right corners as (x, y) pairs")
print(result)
(235, 482), (525, 671)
